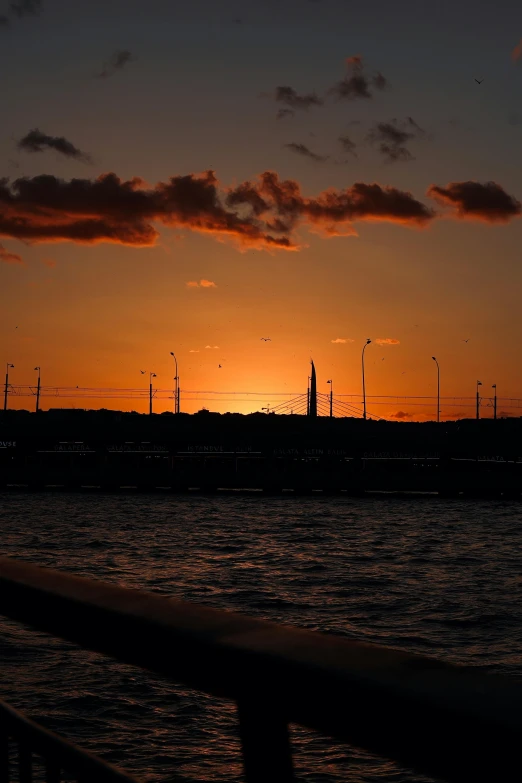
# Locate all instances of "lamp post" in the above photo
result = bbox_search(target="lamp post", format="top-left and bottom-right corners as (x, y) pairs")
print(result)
(492, 384), (497, 421)
(34, 366), (41, 413)
(476, 380), (482, 420)
(362, 339), (371, 421)
(327, 379), (333, 418)
(3, 363), (14, 412)
(169, 351), (179, 414)
(140, 370), (157, 416)
(432, 357), (440, 423)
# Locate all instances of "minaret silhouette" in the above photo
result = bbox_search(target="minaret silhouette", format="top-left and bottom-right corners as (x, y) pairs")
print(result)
(309, 360), (317, 417)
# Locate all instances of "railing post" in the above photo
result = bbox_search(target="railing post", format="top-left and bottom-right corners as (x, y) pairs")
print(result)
(237, 699), (295, 783)
(18, 744), (32, 783)
(0, 729), (9, 782)
(45, 761), (61, 783)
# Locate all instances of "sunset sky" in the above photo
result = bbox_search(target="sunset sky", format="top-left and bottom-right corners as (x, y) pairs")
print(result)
(2, 0), (522, 420)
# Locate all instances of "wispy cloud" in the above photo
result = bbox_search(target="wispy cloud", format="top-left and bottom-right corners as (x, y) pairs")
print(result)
(283, 142), (329, 162)
(1, 0), (42, 27)
(277, 108), (295, 120)
(338, 134), (357, 156)
(41, 257), (56, 267)
(189, 349), (200, 353)
(331, 337), (353, 343)
(375, 338), (400, 345)
(511, 38), (522, 62)
(329, 56), (390, 101)
(17, 129), (92, 163)
(186, 279), (217, 288)
(0, 243), (24, 264)
(366, 117), (425, 163)
(8, 0), (42, 17)
(274, 86), (323, 110)
(427, 181), (522, 223)
(205, 345), (219, 349)
(97, 50), (136, 79)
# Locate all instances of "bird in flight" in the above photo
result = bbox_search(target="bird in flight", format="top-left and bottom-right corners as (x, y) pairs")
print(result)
(462, 339), (470, 343)
(261, 337), (271, 341)
(474, 78), (484, 85)
(218, 364), (222, 368)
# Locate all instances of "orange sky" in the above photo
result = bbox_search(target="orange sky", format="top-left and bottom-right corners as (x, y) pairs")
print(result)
(2, 1), (522, 421)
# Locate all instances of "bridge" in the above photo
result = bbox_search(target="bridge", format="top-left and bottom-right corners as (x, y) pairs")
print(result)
(0, 557), (520, 781)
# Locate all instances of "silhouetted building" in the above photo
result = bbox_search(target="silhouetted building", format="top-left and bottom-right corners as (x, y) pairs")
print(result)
(309, 360), (317, 417)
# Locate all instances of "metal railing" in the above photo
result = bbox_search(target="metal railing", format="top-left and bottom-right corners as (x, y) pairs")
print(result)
(0, 556), (521, 782)
(0, 698), (142, 782)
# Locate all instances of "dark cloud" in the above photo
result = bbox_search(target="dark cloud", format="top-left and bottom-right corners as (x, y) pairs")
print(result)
(17, 129), (92, 163)
(8, 0), (42, 17)
(0, 15), (10, 25)
(338, 134), (357, 156)
(511, 38), (522, 63)
(390, 411), (414, 419)
(277, 108), (295, 120)
(329, 73), (372, 100)
(372, 71), (389, 90)
(97, 50), (136, 80)
(227, 171), (435, 238)
(0, 243), (23, 264)
(283, 143), (329, 162)
(427, 181), (522, 223)
(508, 112), (521, 126)
(0, 171), (296, 250)
(366, 118), (425, 163)
(3, 169), (513, 253)
(274, 86), (323, 110)
(330, 55), (389, 101)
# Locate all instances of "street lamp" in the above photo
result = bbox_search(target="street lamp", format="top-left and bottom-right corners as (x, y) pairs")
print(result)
(362, 339), (371, 421)
(432, 357), (440, 423)
(34, 366), (41, 413)
(140, 370), (157, 416)
(476, 380), (482, 420)
(3, 363), (14, 412)
(326, 379), (333, 418)
(492, 384), (497, 421)
(261, 406), (271, 414)
(169, 351), (179, 414)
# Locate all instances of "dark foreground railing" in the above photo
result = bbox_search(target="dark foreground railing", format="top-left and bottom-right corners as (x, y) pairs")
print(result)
(0, 558), (521, 783)
(0, 698), (141, 782)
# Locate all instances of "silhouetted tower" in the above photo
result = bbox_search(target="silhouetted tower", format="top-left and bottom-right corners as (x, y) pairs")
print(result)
(309, 360), (317, 417)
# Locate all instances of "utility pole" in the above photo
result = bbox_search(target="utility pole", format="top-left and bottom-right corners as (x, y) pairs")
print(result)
(170, 351), (179, 414)
(34, 366), (41, 413)
(476, 380), (482, 420)
(307, 376), (310, 415)
(4, 363), (14, 412)
(327, 379), (333, 418)
(432, 357), (440, 423)
(149, 372), (156, 416)
(141, 370), (156, 416)
(492, 384), (497, 421)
